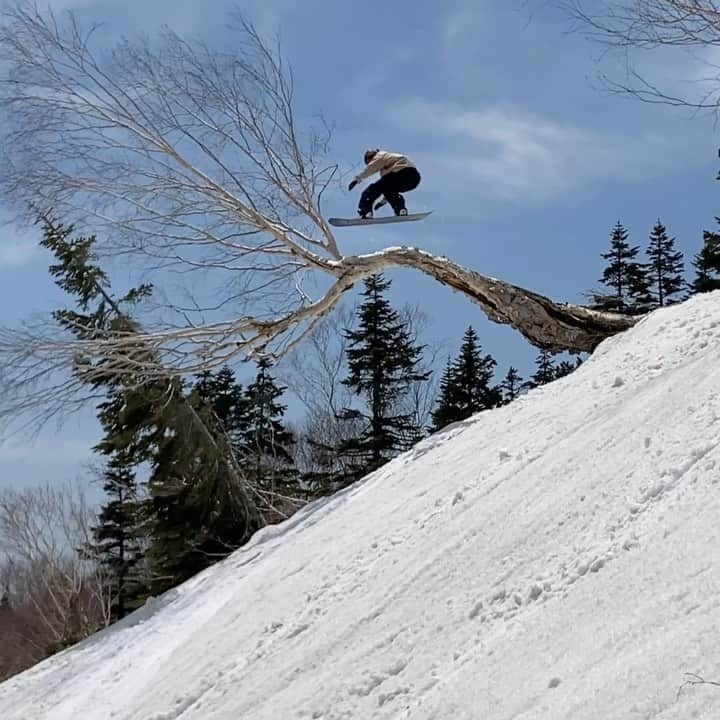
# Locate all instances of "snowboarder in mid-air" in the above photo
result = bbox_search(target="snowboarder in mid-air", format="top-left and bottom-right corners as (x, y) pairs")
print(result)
(348, 148), (421, 219)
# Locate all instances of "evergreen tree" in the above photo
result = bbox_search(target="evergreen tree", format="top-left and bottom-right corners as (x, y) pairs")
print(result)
(193, 366), (248, 448)
(525, 348), (556, 389)
(429, 359), (456, 431)
(39, 216), (152, 615)
(91, 391), (147, 620)
(499, 366), (523, 404)
(143, 366), (263, 595)
(241, 358), (297, 494)
(591, 221), (650, 314)
(690, 224), (720, 294)
(340, 273), (430, 476)
(645, 220), (684, 307)
(39, 216), (262, 599)
(430, 326), (500, 430)
(553, 355), (583, 379)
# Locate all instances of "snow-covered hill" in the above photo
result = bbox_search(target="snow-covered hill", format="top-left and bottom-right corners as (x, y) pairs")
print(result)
(3, 293), (720, 720)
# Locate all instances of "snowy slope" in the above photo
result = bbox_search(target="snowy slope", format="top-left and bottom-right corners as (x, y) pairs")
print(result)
(3, 293), (720, 720)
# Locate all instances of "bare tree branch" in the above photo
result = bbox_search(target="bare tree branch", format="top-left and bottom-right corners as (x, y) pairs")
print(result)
(556, 0), (720, 111)
(677, 671), (720, 699)
(0, 2), (637, 432)
(0, 480), (112, 678)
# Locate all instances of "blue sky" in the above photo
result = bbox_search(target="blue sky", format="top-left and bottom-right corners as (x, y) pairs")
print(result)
(1, 0), (719, 493)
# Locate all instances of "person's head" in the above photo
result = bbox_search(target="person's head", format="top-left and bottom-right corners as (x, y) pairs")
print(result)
(364, 148), (379, 164)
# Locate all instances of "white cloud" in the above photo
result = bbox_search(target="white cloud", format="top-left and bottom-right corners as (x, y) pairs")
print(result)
(384, 99), (694, 204)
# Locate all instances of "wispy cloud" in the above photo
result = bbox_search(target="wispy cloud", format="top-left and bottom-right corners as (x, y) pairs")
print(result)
(384, 99), (698, 205)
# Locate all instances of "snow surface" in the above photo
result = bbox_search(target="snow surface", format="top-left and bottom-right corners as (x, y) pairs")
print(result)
(3, 293), (720, 720)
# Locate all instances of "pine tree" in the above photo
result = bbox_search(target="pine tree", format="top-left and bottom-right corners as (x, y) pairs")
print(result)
(39, 217), (261, 599)
(39, 216), (152, 616)
(690, 224), (720, 294)
(429, 359), (456, 431)
(193, 366), (248, 448)
(340, 273), (430, 476)
(525, 348), (556, 389)
(91, 391), (147, 620)
(591, 221), (650, 314)
(500, 366), (523, 404)
(430, 326), (500, 431)
(645, 220), (684, 307)
(143, 366), (264, 595)
(553, 356), (583, 379)
(241, 358), (297, 495)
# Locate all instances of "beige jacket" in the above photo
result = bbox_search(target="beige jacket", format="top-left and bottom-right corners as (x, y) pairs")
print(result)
(354, 150), (416, 182)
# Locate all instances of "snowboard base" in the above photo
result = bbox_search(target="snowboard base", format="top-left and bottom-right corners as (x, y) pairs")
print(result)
(328, 211), (432, 227)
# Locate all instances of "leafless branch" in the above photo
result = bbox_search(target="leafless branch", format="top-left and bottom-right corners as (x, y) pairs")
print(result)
(677, 671), (720, 699)
(0, 2), (637, 434)
(0, 480), (112, 679)
(556, 0), (720, 111)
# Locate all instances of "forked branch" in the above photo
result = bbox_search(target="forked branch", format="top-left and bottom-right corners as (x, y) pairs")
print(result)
(0, 2), (638, 426)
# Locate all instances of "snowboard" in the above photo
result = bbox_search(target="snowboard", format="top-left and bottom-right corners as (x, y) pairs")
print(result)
(328, 211), (432, 227)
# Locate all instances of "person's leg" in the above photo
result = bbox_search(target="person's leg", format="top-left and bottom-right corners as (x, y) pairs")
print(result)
(358, 179), (385, 217)
(380, 168), (421, 214)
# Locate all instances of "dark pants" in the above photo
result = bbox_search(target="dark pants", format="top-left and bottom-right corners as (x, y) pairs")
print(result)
(359, 167), (421, 215)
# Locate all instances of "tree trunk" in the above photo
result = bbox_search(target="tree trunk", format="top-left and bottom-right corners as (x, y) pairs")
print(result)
(333, 247), (638, 354)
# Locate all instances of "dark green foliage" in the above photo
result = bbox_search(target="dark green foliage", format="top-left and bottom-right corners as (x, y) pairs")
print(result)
(143, 367), (267, 596)
(339, 273), (430, 478)
(40, 216), (151, 616)
(193, 367), (248, 448)
(499, 366), (523, 404)
(645, 220), (684, 307)
(524, 350), (583, 390)
(240, 358), (297, 494)
(526, 348), (556, 388)
(431, 326), (501, 431)
(591, 221), (651, 314)
(553, 356), (583, 379)
(39, 216), (152, 351)
(39, 215), (263, 602)
(91, 391), (147, 620)
(690, 224), (720, 294)
(430, 360), (456, 431)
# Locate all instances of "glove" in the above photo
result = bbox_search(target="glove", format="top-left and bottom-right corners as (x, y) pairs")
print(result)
(348, 179), (358, 191)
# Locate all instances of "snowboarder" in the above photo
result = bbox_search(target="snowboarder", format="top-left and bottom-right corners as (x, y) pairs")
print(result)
(348, 148), (421, 219)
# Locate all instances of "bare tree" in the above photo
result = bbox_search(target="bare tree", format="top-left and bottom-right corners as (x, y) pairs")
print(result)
(281, 304), (365, 484)
(0, 2), (635, 431)
(0, 481), (112, 679)
(555, 0), (720, 111)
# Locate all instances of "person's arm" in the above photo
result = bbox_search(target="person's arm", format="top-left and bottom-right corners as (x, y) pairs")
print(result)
(354, 151), (395, 182)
